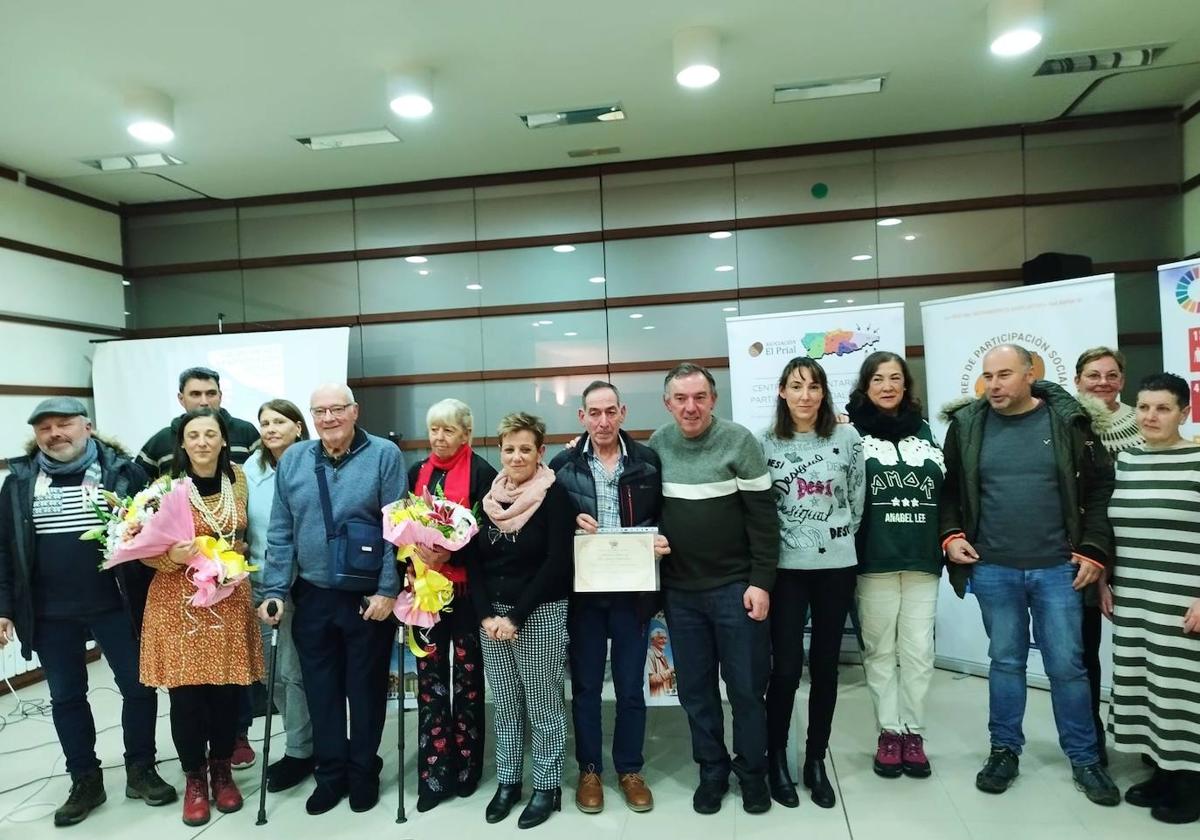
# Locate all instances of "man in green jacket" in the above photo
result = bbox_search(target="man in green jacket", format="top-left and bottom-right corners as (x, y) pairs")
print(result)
(939, 344), (1118, 806)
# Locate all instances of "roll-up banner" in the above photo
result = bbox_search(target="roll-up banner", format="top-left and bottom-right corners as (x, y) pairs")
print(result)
(920, 274), (1118, 686)
(1157, 258), (1200, 442)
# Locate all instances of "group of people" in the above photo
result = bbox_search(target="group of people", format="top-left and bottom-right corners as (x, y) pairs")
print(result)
(0, 345), (1195, 831)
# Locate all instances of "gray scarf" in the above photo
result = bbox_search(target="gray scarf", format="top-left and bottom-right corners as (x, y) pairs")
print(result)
(34, 438), (99, 476)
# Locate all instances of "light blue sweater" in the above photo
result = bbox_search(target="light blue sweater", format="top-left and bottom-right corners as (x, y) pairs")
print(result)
(261, 428), (406, 601)
(243, 454), (275, 591)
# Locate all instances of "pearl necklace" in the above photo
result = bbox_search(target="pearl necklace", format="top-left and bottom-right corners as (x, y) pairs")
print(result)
(188, 473), (237, 542)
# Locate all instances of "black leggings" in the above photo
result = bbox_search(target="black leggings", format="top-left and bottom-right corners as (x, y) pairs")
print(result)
(168, 684), (241, 772)
(765, 567), (857, 759)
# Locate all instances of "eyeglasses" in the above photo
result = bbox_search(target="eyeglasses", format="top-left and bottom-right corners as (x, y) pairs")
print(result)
(487, 526), (519, 545)
(1081, 373), (1122, 384)
(310, 404), (354, 418)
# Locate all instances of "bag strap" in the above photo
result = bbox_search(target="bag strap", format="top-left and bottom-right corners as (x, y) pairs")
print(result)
(314, 460), (337, 540)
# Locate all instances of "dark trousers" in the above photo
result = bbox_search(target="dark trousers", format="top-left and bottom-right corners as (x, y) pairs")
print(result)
(169, 684), (240, 772)
(416, 600), (485, 796)
(569, 594), (650, 774)
(665, 582), (770, 784)
(291, 578), (394, 790)
(1081, 602), (1104, 751)
(32, 610), (158, 776)
(766, 567), (857, 760)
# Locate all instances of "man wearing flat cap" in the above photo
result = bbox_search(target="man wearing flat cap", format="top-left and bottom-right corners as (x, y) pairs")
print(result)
(0, 398), (175, 826)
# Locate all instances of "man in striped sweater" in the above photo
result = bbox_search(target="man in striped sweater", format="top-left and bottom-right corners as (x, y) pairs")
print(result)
(648, 363), (779, 816)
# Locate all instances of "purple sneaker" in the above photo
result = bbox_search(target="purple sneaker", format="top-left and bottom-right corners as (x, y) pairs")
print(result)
(901, 732), (931, 778)
(873, 731), (903, 778)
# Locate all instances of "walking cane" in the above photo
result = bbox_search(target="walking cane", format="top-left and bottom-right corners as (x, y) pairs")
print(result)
(396, 621), (407, 824)
(255, 601), (281, 826)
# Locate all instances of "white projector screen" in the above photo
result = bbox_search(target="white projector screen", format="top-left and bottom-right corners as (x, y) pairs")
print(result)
(91, 327), (351, 453)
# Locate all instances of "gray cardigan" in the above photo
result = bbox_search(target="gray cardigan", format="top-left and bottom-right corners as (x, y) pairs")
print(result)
(260, 428), (406, 602)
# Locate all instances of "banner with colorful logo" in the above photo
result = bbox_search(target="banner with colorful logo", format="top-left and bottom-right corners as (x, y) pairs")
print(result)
(920, 274), (1118, 685)
(726, 303), (908, 432)
(1158, 258), (1200, 442)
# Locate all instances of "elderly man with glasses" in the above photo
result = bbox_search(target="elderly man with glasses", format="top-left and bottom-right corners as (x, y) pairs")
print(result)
(258, 384), (406, 816)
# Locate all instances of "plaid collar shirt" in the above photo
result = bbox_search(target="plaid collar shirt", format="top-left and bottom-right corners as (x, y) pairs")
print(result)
(584, 435), (627, 529)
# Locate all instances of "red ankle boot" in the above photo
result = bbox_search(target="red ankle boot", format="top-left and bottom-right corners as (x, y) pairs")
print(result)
(209, 759), (243, 813)
(182, 769), (211, 826)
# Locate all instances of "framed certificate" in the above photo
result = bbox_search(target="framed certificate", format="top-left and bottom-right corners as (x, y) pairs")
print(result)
(573, 527), (659, 593)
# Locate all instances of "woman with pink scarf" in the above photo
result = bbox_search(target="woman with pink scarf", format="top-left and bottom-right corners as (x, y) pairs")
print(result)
(467, 412), (572, 830)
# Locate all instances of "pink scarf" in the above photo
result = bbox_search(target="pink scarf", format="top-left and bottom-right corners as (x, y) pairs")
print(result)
(481, 464), (556, 534)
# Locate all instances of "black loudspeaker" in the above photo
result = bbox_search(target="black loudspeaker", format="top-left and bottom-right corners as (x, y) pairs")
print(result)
(1021, 252), (1094, 286)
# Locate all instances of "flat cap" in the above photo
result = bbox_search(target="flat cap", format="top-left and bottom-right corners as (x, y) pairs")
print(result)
(27, 397), (90, 425)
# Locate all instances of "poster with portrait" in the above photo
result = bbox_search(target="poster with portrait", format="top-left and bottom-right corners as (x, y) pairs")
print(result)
(921, 274), (1118, 687)
(725, 303), (908, 433)
(1158, 258), (1200, 442)
(643, 612), (680, 707)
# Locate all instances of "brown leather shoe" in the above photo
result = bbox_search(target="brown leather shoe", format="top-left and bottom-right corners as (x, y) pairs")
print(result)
(619, 773), (654, 812)
(576, 769), (603, 814)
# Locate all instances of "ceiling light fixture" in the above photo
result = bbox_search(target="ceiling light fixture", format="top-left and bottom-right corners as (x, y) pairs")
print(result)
(538, 320), (554, 325)
(846, 299), (856, 303)
(642, 325), (656, 330)
(722, 306), (738, 312)
(851, 254), (873, 261)
(404, 255), (428, 264)
(715, 264), (735, 272)
(823, 298), (839, 303)
(297, 128), (400, 151)
(122, 280), (132, 287)
(418, 269), (430, 275)
(877, 218), (902, 227)
(773, 75), (886, 103)
(904, 234), (917, 241)
(81, 152), (184, 171)
(466, 283), (483, 290)
(125, 89), (175, 144)
(629, 313), (644, 319)
(564, 331), (578, 336)
(520, 103), (625, 129)
(987, 0), (1044, 57)
(552, 244), (576, 253)
(388, 68), (434, 118)
(588, 276), (606, 284)
(674, 27), (721, 88)
(708, 230), (732, 240)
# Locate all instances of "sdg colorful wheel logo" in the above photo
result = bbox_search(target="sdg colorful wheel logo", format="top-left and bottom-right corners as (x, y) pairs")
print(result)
(1177, 266), (1200, 314)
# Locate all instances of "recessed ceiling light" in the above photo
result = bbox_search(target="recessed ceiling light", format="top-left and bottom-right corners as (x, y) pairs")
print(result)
(466, 283), (483, 291)
(405, 255), (428, 264)
(629, 313), (644, 319)
(538, 320), (554, 325)
(988, 0), (1043, 57)
(122, 279), (132, 287)
(588, 276), (606, 284)
(904, 234), (917, 241)
(388, 68), (434, 118)
(846, 299), (856, 303)
(823, 298), (839, 303)
(708, 231), (733, 240)
(674, 27), (721, 88)
(851, 254), (873, 261)
(126, 121), (175, 144)
(418, 269), (430, 275)
(390, 94), (433, 118)
(715, 264), (735, 272)
(532, 321), (541, 327)
(877, 218), (902, 227)
(722, 306), (738, 312)
(564, 331), (578, 336)
(123, 310), (131, 316)
(642, 325), (656, 330)
(125, 88), (175, 144)
(552, 244), (576, 253)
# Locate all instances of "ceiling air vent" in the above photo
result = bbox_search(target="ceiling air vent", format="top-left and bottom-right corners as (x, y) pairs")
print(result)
(773, 76), (886, 103)
(567, 146), (621, 158)
(296, 128), (400, 150)
(1034, 45), (1168, 76)
(520, 104), (625, 129)
(81, 152), (185, 171)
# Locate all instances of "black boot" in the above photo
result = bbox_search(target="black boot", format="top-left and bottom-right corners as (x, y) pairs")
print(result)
(767, 751), (799, 808)
(802, 757), (836, 809)
(125, 761), (177, 806)
(1151, 770), (1200, 825)
(1125, 767), (1175, 808)
(55, 769), (106, 827)
(517, 787), (561, 829)
(486, 783), (523, 823)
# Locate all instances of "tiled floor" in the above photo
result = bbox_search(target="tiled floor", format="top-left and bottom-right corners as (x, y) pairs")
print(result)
(0, 663), (1192, 839)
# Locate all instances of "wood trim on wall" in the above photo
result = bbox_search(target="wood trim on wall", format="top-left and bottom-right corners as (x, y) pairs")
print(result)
(0, 384), (94, 397)
(1180, 99), (1200, 126)
(119, 107), (1180, 217)
(23, 176), (121, 215)
(0, 234), (124, 275)
(1184, 172), (1200, 196)
(0, 311), (125, 337)
(123, 183), (1182, 280)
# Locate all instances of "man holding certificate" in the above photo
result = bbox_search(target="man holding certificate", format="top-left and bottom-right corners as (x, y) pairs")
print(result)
(550, 381), (669, 816)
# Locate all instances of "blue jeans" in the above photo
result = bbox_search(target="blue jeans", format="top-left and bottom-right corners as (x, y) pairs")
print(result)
(665, 582), (770, 783)
(569, 594), (650, 774)
(971, 561), (1099, 766)
(32, 610), (158, 776)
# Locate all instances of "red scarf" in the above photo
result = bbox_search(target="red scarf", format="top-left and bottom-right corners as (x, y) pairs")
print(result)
(416, 444), (473, 504)
(414, 445), (474, 585)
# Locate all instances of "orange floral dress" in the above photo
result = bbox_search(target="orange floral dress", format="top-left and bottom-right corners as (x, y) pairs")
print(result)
(139, 467), (265, 688)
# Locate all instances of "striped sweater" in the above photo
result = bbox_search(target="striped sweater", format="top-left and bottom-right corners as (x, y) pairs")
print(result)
(648, 417), (780, 592)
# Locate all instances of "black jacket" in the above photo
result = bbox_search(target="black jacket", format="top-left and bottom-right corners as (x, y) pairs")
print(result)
(939, 380), (1115, 601)
(548, 430), (665, 620)
(136, 407), (259, 479)
(0, 439), (152, 660)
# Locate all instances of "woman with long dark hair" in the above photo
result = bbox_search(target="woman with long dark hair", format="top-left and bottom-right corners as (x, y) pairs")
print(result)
(758, 357), (865, 809)
(245, 399), (313, 792)
(846, 351), (945, 780)
(139, 408), (264, 826)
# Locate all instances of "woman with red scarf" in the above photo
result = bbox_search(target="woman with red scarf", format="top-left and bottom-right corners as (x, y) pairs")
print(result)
(407, 398), (497, 812)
